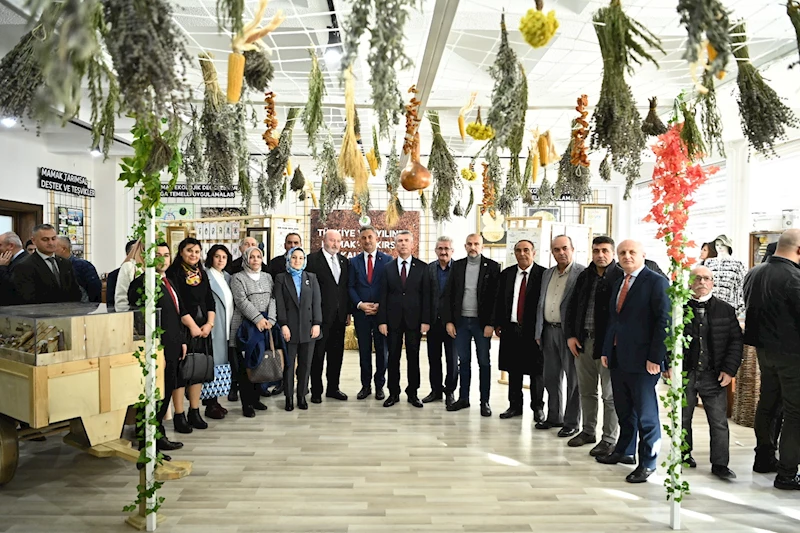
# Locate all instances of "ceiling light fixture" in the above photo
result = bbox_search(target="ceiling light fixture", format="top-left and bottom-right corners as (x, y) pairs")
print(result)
(323, 0), (343, 66)
(90, 147), (102, 158)
(1, 117), (17, 128)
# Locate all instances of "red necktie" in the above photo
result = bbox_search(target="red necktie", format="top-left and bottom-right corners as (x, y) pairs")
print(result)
(401, 260), (408, 286)
(163, 277), (180, 311)
(367, 254), (374, 284)
(517, 271), (527, 323)
(616, 274), (631, 313)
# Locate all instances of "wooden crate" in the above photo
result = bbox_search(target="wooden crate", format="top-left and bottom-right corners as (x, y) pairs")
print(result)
(84, 313), (134, 359)
(0, 315), (86, 366)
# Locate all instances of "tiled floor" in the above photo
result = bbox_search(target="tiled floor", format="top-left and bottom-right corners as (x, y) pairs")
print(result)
(0, 345), (797, 532)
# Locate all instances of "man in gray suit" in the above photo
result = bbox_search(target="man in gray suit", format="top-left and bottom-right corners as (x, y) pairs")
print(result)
(536, 235), (585, 436)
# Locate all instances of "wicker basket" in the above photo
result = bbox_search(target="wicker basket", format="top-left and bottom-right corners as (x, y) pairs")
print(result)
(732, 345), (760, 428)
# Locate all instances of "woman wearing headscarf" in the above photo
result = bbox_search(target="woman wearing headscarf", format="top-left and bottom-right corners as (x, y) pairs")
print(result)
(114, 239), (145, 312)
(274, 247), (322, 412)
(166, 237), (216, 432)
(204, 244), (233, 419)
(230, 246), (277, 417)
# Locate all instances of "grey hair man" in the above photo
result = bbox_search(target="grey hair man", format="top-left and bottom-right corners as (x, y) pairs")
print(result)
(53, 236), (102, 303)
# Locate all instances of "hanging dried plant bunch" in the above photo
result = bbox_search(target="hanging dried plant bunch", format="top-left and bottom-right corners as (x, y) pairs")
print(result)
(233, 102), (252, 211)
(317, 137), (348, 222)
(385, 143), (405, 228)
(642, 97), (667, 137)
(520, 149), (535, 205)
(102, 0), (191, 126)
(181, 105), (206, 193)
(256, 159), (269, 214)
(290, 167), (306, 192)
(262, 107), (299, 210)
(571, 95), (590, 167)
(338, 67), (369, 194)
(496, 158), (522, 217)
(262, 91), (279, 150)
(677, 0), (731, 79)
(243, 47), (274, 91)
(599, 153), (612, 181)
(427, 110), (461, 222)
(790, 1), (800, 69)
(519, 0), (559, 49)
(486, 13), (524, 150)
(732, 22), (799, 157)
(591, 0), (664, 199)
(507, 63), (528, 159)
(200, 53), (237, 189)
(480, 143), (502, 217)
(537, 175), (555, 206)
(371, 126), (383, 169)
(302, 49), (326, 158)
(699, 70), (725, 157)
(556, 134), (591, 201)
(87, 58), (120, 160)
(217, 0), (245, 36)
(466, 106), (495, 141)
(403, 85), (422, 154)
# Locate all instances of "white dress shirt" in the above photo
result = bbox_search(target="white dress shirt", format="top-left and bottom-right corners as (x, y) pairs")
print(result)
(323, 249), (340, 283)
(616, 264), (646, 307)
(511, 264), (533, 323)
(397, 255), (412, 276)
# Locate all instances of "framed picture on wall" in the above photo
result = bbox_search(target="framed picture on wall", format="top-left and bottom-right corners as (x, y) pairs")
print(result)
(166, 226), (187, 258)
(580, 203), (613, 239)
(476, 206), (507, 247)
(526, 206), (560, 222)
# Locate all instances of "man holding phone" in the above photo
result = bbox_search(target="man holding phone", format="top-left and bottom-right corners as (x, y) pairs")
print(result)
(563, 236), (623, 457)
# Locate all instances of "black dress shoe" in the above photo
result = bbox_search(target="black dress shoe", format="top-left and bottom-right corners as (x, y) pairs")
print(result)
(685, 455), (697, 468)
(156, 437), (183, 451)
(753, 456), (779, 473)
(533, 409), (545, 423)
(408, 396), (423, 408)
(445, 392), (455, 407)
(446, 398), (470, 412)
(311, 395), (323, 404)
(422, 391), (442, 403)
(326, 390), (348, 401)
(357, 386), (371, 400)
(589, 441), (615, 457)
(298, 398), (308, 410)
(285, 398), (294, 411)
(383, 395), (400, 407)
(534, 420), (563, 430)
(568, 433), (597, 447)
(173, 412), (193, 434)
(375, 388), (385, 401)
(271, 383), (284, 395)
(253, 401), (268, 411)
(499, 407), (523, 419)
(626, 466), (655, 483)
(480, 402), (492, 417)
(187, 408), (208, 430)
(558, 427), (580, 438)
(774, 474), (800, 490)
(711, 465), (736, 480)
(159, 452), (172, 462)
(242, 406), (256, 418)
(260, 388), (273, 398)
(596, 452), (636, 465)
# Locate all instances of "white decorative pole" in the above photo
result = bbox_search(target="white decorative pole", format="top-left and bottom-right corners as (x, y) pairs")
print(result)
(668, 267), (689, 530)
(144, 205), (158, 532)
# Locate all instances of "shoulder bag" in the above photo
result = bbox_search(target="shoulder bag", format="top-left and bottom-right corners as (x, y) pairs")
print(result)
(178, 336), (215, 385)
(246, 329), (284, 384)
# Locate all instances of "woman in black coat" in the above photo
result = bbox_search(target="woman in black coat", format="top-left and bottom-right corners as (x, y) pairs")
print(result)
(274, 247), (322, 412)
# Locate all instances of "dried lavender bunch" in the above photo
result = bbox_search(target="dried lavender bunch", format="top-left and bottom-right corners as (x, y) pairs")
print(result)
(733, 22), (799, 157)
(677, 0), (731, 79)
(428, 111), (460, 222)
(317, 137), (348, 222)
(642, 97), (667, 137)
(102, 0), (191, 125)
(486, 13), (524, 150)
(243, 47), (274, 92)
(699, 71), (725, 158)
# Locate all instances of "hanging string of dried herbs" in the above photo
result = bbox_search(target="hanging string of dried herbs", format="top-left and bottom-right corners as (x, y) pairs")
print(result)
(263, 91), (279, 150)
(200, 53), (237, 189)
(599, 153), (611, 182)
(486, 13), (523, 150)
(496, 158), (522, 217)
(677, 0), (731, 79)
(243, 46), (274, 91)
(102, 0), (191, 127)
(591, 0), (664, 199)
(87, 58), (120, 160)
(234, 102), (252, 211)
(427, 110), (461, 222)
(302, 49), (326, 158)
(256, 158), (269, 213)
(537, 175), (555, 206)
(678, 99), (706, 162)
(555, 129), (591, 201)
(698, 71), (725, 157)
(520, 149), (535, 205)
(790, 1), (800, 69)
(180, 105), (206, 193)
(507, 63), (528, 160)
(217, 0), (245, 36)
(338, 67), (369, 196)
(372, 126), (383, 169)
(571, 95), (590, 167)
(385, 143), (404, 228)
(290, 167), (305, 193)
(317, 137), (348, 223)
(732, 22), (799, 157)
(262, 107), (299, 210)
(642, 97), (667, 137)
(481, 142), (502, 217)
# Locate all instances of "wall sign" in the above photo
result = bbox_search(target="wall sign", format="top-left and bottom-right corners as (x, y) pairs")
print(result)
(161, 183), (237, 198)
(38, 167), (95, 197)
(310, 209), (420, 258)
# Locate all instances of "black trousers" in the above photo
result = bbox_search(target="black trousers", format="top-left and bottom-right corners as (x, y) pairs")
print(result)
(755, 348), (800, 477)
(426, 320), (457, 394)
(234, 345), (260, 408)
(310, 320), (346, 397)
(387, 319), (422, 397)
(683, 369), (730, 466)
(156, 357), (179, 434)
(502, 326), (544, 411)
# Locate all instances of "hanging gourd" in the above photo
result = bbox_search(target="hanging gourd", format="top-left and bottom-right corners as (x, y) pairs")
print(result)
(519, 0), (559, 49)
(400, 131), (432, 191)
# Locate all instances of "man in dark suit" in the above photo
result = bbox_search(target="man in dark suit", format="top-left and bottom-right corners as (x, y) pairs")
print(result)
(306, 230), (350, 403)
(11, 224), (82, 305)
(0, 232), (28, 305)
(267, 233), (302, 279)
(128, 242), (186, 459)
(423, 236), (457, 407)
(377, 230), (430, 408)
(597, 240), (670, 484)
(228, 236), (258, 275)
(494, 239), (546, 421)
(442, 233), (500, 416)
(348, 225), (391, 400)
(55, 236), (102, 302)
(106, 239), (137, 310)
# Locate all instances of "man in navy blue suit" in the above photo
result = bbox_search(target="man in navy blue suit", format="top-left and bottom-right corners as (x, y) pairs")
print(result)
(348, 225), (391, 401)
(596, 240), (670, 484)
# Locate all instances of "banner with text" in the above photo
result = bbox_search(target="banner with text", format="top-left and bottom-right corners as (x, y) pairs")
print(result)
(310, 209), (420, 258)
(161, 183), (237, 198)
(38, 167), (95, 197)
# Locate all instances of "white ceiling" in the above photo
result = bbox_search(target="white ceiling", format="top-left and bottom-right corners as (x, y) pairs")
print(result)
(0, 0), (798, 166)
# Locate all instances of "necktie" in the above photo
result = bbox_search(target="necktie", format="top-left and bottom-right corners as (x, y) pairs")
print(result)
(616, 274), (631, 313)
(163, 277), (180, 311)
(401, 260), (407, 286)
(517, 271), (527, 323)
(47, 257), (61, 286)
(330, 254), (340, 283)
(367, 254), (374, 284)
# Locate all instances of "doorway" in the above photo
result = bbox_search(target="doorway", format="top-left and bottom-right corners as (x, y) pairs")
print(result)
(0, 199), (44, 242)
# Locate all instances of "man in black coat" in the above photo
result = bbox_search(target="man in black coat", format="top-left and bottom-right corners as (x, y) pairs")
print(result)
(423, 236), (457, 407)
(677, 265), (742, 480)
(228, 236), (258, 275)
(11, 224), (82, 305)
(0, 232), (28, 305)
(267, 233), (302, 279)
(743, 228), (800, 490)
(305, 230), (350, 403)
(493, 239), (546, 421)
(377, 230), (430, 408)
(441, 234), (500, 416)
(564, 236), (624, 457)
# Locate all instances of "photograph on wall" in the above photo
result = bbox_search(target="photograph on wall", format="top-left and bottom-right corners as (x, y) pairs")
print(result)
(580, 203), (613, 239)
(167, 227), (187, 258)
(309, 209), (420, 258)
(156, 203), (194, 222)
(526, 206), (561, 222)
(476, 206), (506, 247)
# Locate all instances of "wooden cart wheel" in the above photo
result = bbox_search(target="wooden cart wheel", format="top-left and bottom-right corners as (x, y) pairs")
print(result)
(0, 415), (19, 486)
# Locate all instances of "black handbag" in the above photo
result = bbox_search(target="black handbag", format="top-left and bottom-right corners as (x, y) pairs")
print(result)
(246, 329), (284, 384)
(179, 337), (214, 385)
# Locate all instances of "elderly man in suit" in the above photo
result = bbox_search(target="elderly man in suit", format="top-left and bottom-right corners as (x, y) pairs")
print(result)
(596, 239), (670, 484)
(349, 225), (391, 401)
(423, 236), (457, 406)
(12, 224), (82, 305)
(378, 230), (430, 408)
(0, 232), (28, 305)
(494, 239), (546, 420)
(306, 230), (350, 403)
(535, 235), (585, 436)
